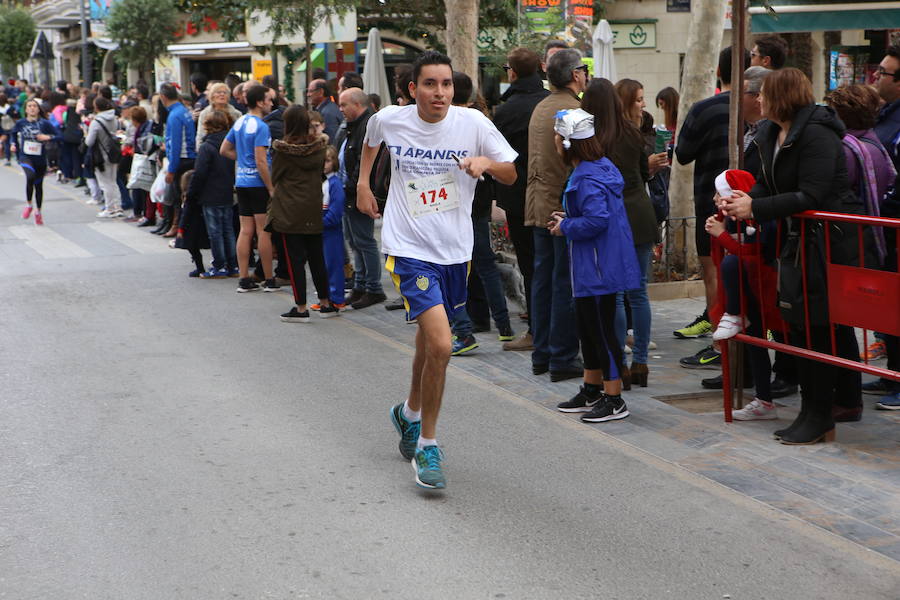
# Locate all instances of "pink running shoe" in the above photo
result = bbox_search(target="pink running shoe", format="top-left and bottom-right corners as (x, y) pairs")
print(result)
(22, 205), (32, 219)
(35, 213), (43, 225)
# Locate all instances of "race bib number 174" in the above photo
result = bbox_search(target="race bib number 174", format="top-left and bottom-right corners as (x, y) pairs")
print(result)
(405, 172), (459, 218)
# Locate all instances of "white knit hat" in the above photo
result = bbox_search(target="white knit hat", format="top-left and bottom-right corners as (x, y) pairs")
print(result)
(554, 108), (594, 149)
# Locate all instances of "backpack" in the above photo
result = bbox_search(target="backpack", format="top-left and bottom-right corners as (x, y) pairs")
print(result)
(96, 119), (122, 165)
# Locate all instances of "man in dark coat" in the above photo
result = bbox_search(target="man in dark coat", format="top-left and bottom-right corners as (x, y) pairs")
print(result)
(493, 47), (549, 352)
(334, 87), (386, 309)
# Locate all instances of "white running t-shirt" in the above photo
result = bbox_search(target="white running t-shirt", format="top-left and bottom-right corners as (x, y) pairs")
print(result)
(364, 104), (517, 265)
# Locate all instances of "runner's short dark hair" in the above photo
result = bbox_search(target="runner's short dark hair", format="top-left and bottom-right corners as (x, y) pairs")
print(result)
(413, 51), (453, 85)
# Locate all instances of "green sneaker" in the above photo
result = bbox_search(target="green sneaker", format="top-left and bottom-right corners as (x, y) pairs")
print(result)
(412, 445), (446, 489)
(673, 314), (712, 338)
(390, 403), (421, 460)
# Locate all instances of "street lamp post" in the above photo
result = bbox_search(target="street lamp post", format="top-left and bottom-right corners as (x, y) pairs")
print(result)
(77, 0), (91, 85)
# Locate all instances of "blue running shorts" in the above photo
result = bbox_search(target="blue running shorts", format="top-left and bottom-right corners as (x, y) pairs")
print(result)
(385, 255), (469, 321)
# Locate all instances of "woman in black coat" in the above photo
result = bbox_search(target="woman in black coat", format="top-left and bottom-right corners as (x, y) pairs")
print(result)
(723, 68), (864, 445)
(185, 110), (236, 278)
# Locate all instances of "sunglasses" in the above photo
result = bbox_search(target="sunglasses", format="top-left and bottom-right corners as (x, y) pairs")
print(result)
(502, 65), (511, 72)
(574, 65), (589, 75)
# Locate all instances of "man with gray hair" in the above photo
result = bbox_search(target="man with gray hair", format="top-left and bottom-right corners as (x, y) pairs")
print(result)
(524, 48), (589, 382)
(334, 86), (386, 309)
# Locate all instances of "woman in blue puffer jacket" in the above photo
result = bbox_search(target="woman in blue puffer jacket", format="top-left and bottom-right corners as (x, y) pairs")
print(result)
(549, 108), (641, 424)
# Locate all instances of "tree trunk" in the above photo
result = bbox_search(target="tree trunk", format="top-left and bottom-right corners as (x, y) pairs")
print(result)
(444, 0), (479, 90)
(785, 32), (813, 80)
(668, 0), (727, 274)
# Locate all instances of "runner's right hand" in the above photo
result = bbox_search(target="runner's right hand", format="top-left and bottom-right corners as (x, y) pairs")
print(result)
(356, 185), (381, 219)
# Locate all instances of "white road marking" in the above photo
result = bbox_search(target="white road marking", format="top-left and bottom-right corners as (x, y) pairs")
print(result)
(8, 225), (92, 259)
(88, 221), (170, 255)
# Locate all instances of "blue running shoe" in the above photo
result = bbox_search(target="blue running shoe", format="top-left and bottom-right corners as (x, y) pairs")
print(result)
(412, 445), (446, 489)
(390, 403), (420, 460)
(876, 392), (900, 410)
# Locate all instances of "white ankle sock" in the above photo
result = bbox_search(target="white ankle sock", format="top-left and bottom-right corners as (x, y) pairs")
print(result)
(402, 400), (420, 423)
(417, 436), (437, 450)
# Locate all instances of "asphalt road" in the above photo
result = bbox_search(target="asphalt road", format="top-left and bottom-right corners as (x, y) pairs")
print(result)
(2, 166), (898, 599)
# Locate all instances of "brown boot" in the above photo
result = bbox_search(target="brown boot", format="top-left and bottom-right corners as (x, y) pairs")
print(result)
(502, 332), (534, 351)
(621, 364), (631, 391)
(630, 362), (649, 387)
(162, 205), (180, 238)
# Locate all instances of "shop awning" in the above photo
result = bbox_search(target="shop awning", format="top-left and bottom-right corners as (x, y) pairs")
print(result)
(750, 1), (900, 32)
(296, 48), (325, 72)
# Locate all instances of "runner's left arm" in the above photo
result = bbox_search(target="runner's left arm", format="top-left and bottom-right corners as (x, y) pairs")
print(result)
(458, 156), (516, 185)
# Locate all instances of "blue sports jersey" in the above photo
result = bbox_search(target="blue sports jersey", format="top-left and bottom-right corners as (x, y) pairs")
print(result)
(225, 114), (271, 188)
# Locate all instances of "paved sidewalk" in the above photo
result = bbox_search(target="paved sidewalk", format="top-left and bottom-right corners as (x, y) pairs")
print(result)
(344, 283), (900, 563)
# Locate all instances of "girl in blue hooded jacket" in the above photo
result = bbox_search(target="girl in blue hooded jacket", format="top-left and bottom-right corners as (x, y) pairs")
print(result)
(549, 108), (641, 424)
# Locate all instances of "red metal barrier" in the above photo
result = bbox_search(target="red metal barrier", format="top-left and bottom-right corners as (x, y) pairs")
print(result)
(719, 210), (900, 422)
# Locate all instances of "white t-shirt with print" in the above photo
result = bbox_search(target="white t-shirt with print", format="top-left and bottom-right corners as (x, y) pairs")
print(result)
(364, 104), (517, 265)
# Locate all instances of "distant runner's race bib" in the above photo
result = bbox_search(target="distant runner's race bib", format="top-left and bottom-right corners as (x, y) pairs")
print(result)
(404, 172), (459, 218)
(23, 140), (42, 156)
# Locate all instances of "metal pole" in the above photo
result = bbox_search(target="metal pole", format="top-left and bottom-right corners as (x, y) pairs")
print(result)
(77, 0), (91, 86)
(726, 0), (748, 411)
(271, 45), (279, 85)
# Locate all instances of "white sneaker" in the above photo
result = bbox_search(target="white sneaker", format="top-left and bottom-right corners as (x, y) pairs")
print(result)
(86, 198), (101, 205)
(733, 398), (777, 421)
(111, 210), (124, 218)
(96, 209), (115, 218)
(712, 313), (749, 341)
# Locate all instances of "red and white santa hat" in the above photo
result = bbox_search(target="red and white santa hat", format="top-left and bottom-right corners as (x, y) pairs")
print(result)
(714, 169), (755, 198)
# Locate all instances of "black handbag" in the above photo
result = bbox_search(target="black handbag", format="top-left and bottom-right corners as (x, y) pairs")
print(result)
(777, 218), (830, 327)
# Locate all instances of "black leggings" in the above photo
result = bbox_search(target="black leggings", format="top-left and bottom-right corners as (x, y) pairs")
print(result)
(281, 233), (329, 307)
(22, 160), (47, 209)
(574, 294), (623, 381)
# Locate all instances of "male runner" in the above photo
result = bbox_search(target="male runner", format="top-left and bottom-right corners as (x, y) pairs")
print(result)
(356, 51), (517, 490)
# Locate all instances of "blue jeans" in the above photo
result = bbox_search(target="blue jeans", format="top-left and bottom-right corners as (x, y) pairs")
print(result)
(531, 227), (578, 369)
(59, 141), (82, 179)
(202, 205), (237, 270)
(452, 216), (512, 337)
(343, 208), (383, 294)
(615, 242), (653, 364)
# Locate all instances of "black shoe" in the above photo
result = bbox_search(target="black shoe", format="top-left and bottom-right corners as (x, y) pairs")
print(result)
(532, 363), (549, 376)
(557, 386), (603, 413)
(262, 278), (281, 292)
(550, 360), (584, 382)
(280, 307), (310, 323)
(319, 304), (341, 318)
(73, 178), (86, 187)
(385, 297), (405, 311)
(236, 278), (260, 293)
(136, 218), (156, 228)
(769, 377), (799, 399)
(679, 345), (721, 370)
(351, 291), (387, 310)
(779, 417), (835, 445)
(472, 322), (491, 333)
(497, 323), (515, 342)
(701, 373), (754, 389)
(151, 221), (170, 235)
(581, 394), (630, 422)
(347, 288), (366, 305)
